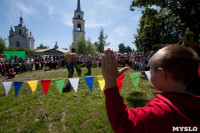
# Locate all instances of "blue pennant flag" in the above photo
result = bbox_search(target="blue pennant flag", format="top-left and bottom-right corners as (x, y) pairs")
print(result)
(14, 82), (23, 97)
(83, 77), (94, 92)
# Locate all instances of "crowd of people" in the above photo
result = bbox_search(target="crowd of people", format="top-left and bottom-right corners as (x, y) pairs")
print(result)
(0, 49), (155, 79)
(0, 54), (66, 78)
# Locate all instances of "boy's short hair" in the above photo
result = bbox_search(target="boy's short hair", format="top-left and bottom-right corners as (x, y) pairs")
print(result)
(149, 45), (199, 85)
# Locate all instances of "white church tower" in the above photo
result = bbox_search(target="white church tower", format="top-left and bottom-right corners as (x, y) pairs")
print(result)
(72, 0), (85, 44)
(9, 13), (35, 50)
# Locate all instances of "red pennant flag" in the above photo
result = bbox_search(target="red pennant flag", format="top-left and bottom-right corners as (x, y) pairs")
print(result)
(198, 65), (200, 77)
(41, 80), (51, 95)
(116, 74), (125, 91)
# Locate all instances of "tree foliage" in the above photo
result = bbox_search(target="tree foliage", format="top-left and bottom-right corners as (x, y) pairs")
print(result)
(0, 37), (7, 54)
(77, 34), (87, 54)
(97, 27), (110, 53)
(131, 0), (200, 50)
(181, 30), (200, 55)
(118, 43), (126, 53)
(125, 46), (133, 53)
(86, 38), (97, 54)
(37, 44), (48, 49)
(118, 43), (132, 53)
(74, 34), (97, 54)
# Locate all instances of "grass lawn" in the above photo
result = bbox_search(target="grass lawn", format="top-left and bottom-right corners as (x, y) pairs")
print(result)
(0, 67), (158, 133)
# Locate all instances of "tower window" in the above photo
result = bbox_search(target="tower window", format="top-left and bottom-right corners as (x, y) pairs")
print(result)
(16, 41), (20, 47)
(19, 29), (21, 35)
(77, 24), (81, 31)
(78, 15), (80, 18)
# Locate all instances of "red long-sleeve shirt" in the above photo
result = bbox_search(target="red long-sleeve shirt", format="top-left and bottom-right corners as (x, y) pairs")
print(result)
(104, 86), (200, 133)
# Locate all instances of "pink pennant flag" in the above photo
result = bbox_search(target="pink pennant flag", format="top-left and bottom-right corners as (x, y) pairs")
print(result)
(41, 80), (51, 95)
(198, 65), (200, 77)
(116, 74), (125, 91)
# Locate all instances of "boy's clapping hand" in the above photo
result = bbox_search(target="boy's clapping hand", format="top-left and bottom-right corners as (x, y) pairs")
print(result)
(102, 48), (130, 90)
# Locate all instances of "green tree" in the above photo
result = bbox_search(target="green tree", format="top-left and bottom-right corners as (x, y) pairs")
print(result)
(118, 43), (126, 53)
(0, 37), (7, 54)
(125, 46), (133, 53)
(94, 42), (98, 49)
(97, 27), (110, 53)
(86, 38), (97, 54)
(17, 48), (34, 57)
(77, 34), (87, 54)
(133, 7), (184, 50)
(181, 30), (200, 55)
(131, 0), (200, 44)
(37, 44), (48, 49)
(7, 46), (16, 51)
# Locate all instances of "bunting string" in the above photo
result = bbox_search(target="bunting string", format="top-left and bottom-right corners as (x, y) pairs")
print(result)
(0, 71), (152, 96)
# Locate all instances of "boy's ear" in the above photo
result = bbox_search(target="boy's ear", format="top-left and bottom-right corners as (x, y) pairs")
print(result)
(158, 67), (167, 81)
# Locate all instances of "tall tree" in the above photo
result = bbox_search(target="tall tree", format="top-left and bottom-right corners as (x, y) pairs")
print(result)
(97, 27), (110, 53)
(131, 0), (200, 45)
(86, 38), (97, 54)
(125, 46), (133, 53)
(118, 43), (126, 53)
(134, 7), (183, 50)
(77, 34), (87, 54)
(0, 37), (7, 54)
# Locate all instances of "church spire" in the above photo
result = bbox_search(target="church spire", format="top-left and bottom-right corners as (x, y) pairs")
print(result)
(19, 11), (23, 25)
(76, 0), (81, 12)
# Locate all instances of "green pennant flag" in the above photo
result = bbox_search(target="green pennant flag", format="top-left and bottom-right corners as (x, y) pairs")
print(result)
(54, 79), (65, 94)
(129, 72), (141, 90)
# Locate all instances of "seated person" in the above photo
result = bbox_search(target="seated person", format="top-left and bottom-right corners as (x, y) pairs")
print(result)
(7, 67), (16, 79)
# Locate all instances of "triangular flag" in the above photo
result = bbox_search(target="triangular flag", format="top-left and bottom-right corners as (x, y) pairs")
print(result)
(41, 80), (51, 95)
(28, 81), (38, 95)
(97, 76), (105, 92)
(83, 77), (94, 92)
(54, 79), (65, 94)
(145, 71), (150, 82)
(69, 78), (79, 92)
(13, 82), (23, 97)
(3, 82), (12, 96)
(130, 72), (141, 90)
(116, 74), (125, 91)
(145, 71), (153, 86)
(198, 65), (200, 77)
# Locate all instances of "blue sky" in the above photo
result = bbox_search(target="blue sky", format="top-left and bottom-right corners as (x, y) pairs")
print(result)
(0, 0), (142, 50)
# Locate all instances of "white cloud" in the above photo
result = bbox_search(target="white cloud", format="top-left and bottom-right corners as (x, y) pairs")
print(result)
(114, 26), (129, 37)
(46, 4), (55, 16)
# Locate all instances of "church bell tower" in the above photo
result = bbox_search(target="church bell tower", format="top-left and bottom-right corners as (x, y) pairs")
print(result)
(72, 0), (85, 44)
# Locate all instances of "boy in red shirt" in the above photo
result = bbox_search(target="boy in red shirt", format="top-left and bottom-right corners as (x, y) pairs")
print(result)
(102, 45), (200, 133)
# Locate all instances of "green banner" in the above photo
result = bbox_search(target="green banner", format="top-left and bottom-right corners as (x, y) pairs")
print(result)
(3, 51), (26, 59)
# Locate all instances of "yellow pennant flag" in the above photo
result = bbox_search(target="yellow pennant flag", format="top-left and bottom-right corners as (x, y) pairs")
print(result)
(97, 76), (105, 92)
(28, 81), (38, 95)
